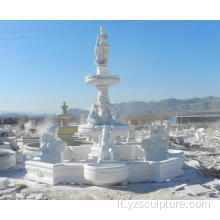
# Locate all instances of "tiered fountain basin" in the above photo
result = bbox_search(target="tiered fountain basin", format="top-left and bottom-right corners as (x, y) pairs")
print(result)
(22, 142), (40, 153)
(17, 137), (40, 148)
(78, 123), (130, 143)
(85, 74), (120, 86)
(58, 126), (78, 145)
(84, 163), (129, 186)
(57, 114), (72, 121)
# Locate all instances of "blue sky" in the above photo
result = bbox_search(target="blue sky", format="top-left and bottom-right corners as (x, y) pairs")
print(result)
(0, 20), (220, 114)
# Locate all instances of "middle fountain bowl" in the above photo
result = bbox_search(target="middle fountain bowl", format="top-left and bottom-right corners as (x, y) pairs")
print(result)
(85, 74), (120, 86)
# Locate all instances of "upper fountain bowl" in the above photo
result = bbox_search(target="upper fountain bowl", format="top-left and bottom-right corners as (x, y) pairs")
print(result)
(85, 74), (120, 86)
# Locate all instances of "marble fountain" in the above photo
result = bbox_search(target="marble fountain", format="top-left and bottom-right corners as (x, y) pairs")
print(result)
(0, 149), (17, 171)
(25, 27), (184, 186)
(78, 26), (129, 145)
(0, 128), (22, 171)
(57, 101), (78, 145)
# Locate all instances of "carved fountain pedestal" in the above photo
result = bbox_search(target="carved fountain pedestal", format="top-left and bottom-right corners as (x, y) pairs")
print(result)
(78, 26), (129, 160)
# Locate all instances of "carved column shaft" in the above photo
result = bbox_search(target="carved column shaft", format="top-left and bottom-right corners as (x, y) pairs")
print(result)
(97, 86), (112, 123)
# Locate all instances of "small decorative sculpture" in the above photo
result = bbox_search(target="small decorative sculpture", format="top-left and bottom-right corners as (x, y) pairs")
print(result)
(126, 128), (135, 143)
(39, 132), (66, 155)
(61, 101), (68, 114)
(148, 125), (168, 140)
(195, 128), (206, 143)
(140, 126), (168, 161)
(111, 106), (120, 122)
(87, 104), (100, 125)
(38, 126), (74, 163)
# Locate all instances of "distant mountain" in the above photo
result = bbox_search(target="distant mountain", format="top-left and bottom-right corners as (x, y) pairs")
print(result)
(68, 97), (220, 117)
(0, 111), (51, 118)
(2, 97), (220, 118)
(111, 96), (220, 116)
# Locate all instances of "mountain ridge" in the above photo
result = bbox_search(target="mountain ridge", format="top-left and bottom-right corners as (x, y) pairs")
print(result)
(111, 96), (220, 116)
(68, 96), (220, 116)
(1, 97), (220, 117)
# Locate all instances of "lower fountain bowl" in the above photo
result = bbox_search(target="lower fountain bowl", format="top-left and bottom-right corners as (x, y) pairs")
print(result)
(84, 163), (129, 186)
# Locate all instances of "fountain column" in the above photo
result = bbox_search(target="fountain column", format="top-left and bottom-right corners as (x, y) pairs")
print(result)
(78, 26), (129, 144)
(97, 85), (111, 124)
(85, 26), (119, 124)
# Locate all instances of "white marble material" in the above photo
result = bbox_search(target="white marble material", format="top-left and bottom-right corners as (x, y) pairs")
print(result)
(0, 150), (16, 171)
(126, 127), (136, 143)
(71, 145), (91, 161)
(25, 161), (86, 185)
(25, 155), (184, 185)
(78, 26), (129, 145)
(88, 143), (144, 161)
(84, 163), (129, 186)
(24, 27), (184, 186)
(79, 123), (129, 144)
(114, 144), (144, 161)
(127, 161), (150, 182)
(148, 155), (184, 182)
(140, 126), (169, 161)
(38, 126), (74, 163)
(123, 157), (184, 184)
(98, 125), (118, 163)
(128, 151), (184, 183)
(0, 137), (18, 150)
(25, 146), (184, 186)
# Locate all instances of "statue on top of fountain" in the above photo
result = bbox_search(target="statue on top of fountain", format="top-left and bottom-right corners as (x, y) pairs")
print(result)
(95, 26), (109, 66)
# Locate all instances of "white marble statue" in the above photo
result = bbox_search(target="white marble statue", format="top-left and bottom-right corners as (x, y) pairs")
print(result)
(87, 104), (100, 125)
(39, 133), (64, 154)
(98, 125), (117, 163)
(38, 126), (73, 163)
(95, 26), (109, 66)
(78, 26), (129, 145)
(98, 125), (110, 163)
(47, 125), (59, 136)
(140, 126), (169, 161)
(194, 128), (206, 143)
(126, 128), (135, 143)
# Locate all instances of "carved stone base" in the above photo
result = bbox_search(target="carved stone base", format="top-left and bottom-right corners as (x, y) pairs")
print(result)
(25, 161), (86, 185)
(40, 153), (63, 164)
(25, 151), (184, 185)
